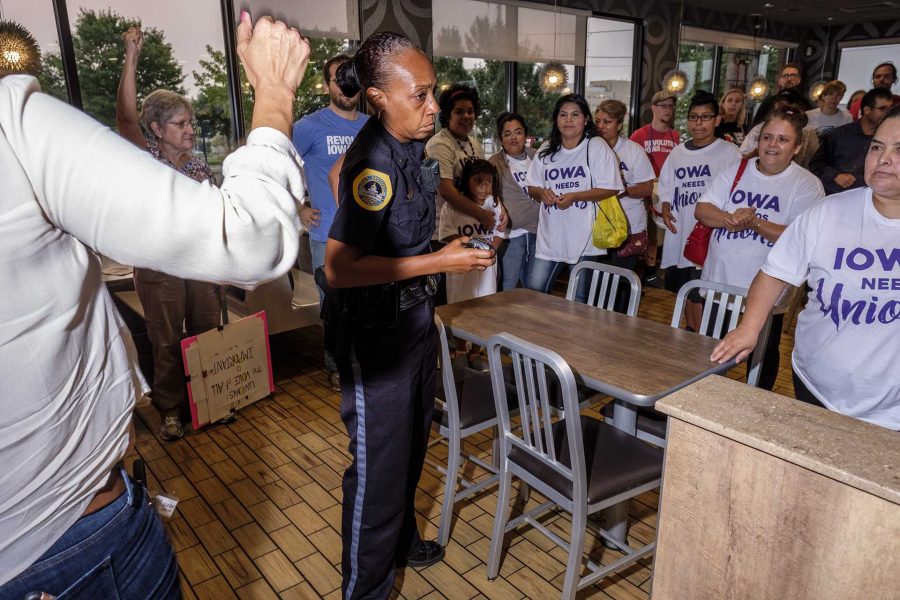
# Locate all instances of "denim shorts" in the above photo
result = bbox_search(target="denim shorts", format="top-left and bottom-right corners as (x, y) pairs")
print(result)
(1, 467), (180, 600)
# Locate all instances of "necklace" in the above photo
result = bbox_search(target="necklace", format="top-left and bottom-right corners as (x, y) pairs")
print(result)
(454, 134), (476, 159)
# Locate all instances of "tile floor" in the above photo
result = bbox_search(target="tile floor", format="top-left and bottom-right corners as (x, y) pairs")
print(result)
(129, 287), (798, 599)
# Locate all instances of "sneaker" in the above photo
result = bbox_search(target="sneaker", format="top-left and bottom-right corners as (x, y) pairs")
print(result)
(643, 274), (664, 289)
(329, 371), (341, 392)
(159, 416), (183, 441)
(405, 540), (445, 568)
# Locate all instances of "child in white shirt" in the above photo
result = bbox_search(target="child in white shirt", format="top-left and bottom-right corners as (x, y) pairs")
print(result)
(438, 159), (506, 365)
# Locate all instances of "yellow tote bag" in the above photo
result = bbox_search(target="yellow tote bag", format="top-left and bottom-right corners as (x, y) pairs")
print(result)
(592, 195), (628, 249)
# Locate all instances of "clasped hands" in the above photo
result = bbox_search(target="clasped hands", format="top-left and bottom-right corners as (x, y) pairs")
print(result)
(723, 207), (759, 233)
(536, 188), (576, 210)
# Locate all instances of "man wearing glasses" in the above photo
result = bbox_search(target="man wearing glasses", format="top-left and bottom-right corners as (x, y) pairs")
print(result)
(751, 63), (813, 126)
(849, 62), (900, 121)
(810, 88), (894, 194)
(631, 90), (682, 287)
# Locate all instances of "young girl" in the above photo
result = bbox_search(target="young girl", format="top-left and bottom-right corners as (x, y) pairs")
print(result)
(439, 159), (506, 364)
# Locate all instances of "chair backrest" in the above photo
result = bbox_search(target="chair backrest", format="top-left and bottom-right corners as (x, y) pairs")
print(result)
(670, 279), (749, 339)
(487, 332), (586, 502)
(566, 261), (641, 316)
(671, 278), (772, 387)
(434, 315), (460, 433)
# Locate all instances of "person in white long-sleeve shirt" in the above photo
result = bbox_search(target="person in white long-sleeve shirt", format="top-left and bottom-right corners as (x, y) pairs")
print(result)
(0, 14), (310, 596)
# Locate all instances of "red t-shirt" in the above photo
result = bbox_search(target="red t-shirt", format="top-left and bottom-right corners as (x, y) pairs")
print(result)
(629, 124), (681, 177)
(848, 93), (900, 121)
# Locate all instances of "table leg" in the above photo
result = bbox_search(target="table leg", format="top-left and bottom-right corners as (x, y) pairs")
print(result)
(602, 400), (639, 544)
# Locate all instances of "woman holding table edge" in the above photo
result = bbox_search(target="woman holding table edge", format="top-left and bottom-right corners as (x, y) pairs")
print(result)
(711, 107), (900, 430)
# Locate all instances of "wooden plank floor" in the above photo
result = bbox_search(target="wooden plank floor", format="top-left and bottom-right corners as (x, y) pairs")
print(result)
(128, 287), (798, 599)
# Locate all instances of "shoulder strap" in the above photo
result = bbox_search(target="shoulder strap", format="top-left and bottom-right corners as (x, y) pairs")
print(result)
(730, 157), (750, 195)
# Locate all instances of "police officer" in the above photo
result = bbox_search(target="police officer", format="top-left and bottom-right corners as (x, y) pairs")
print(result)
(321, 32), (495, 600)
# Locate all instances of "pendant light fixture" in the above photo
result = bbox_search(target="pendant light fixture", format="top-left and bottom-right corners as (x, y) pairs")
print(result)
(0, 20), (41, 76)
(747, 5), (771, 101)
(808, 17), (833, 103)
(662, 0), (688, 96)
(540, 0), (568, 93)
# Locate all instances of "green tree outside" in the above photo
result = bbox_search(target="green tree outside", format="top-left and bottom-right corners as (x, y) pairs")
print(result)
(71, 9), (184, 128)
(37, 52), (68, 102)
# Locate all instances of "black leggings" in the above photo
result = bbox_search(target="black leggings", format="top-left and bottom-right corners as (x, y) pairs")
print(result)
(791, 371), (826, 408)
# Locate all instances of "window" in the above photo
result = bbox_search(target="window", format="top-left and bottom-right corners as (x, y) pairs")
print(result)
(432, 56), (508, 155)
(61, 0), (231, 171)
(517, 62), (574, 146)
(674, 43), (715, 133)
(5, 1), (67, 101)
(585, 17), (636, 130)
(674, 27), (793, 134)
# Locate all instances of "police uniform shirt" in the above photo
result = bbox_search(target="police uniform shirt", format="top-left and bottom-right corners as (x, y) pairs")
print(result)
(329, 118), (434, 258)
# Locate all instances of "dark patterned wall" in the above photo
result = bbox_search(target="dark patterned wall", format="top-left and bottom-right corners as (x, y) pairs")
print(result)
(361, 0), (433, 54)
(799, 19), (900, 88)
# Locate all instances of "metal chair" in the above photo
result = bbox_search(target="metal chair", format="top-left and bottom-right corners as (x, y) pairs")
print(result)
(485, 333), (663, 599)
(430, 315), (509, 546)
(603, 279), (772, 447)
(566, 261), (642, 316)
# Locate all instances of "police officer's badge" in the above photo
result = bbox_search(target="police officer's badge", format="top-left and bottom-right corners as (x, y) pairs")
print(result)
(352, 169), (393, 211)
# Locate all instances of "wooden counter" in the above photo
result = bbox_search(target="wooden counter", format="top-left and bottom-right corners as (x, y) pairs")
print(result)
(652, 375), (900, 599)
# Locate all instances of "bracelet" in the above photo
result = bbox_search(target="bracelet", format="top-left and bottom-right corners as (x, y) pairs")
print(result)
(752, 218), (761, 232)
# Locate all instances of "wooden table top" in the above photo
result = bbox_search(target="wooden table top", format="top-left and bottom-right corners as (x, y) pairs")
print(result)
(436, 288), (734, 406)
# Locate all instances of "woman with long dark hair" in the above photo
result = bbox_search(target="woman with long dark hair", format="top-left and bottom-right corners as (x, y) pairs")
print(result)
(323, 32), (495, 599)
(524, 93), (622, 301)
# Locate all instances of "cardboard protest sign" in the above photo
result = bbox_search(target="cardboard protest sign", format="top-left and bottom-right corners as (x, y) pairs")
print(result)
(181, 311), (274, 429)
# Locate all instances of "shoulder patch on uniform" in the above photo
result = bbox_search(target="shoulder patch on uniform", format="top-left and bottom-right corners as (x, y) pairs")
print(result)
(352, 169), (393, 211)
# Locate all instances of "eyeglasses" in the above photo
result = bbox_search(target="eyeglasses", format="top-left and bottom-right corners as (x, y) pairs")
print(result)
(166, 119), (197, 130)
(780, 73), (801, 80)
(687, 114), (716, 122)
(502, 128), (525, 138)
(653, 102), (675, 109)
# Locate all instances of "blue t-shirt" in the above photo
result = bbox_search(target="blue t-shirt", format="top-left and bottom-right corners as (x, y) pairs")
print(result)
(292, 107), (368, 242)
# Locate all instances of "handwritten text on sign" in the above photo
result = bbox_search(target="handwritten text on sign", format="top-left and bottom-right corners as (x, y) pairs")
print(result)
(197, 315), (270, 411)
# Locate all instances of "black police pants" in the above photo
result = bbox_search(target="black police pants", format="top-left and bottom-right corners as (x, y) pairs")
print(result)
(334, 300), (437, 600)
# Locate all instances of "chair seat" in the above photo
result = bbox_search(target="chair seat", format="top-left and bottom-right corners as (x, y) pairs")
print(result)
(601, 403), (668, 440)
(509, 416), (663, 505)
(435, 358), (511, 431)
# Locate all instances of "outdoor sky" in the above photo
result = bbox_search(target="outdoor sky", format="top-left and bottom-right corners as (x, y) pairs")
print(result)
(3, 0), (228, 95)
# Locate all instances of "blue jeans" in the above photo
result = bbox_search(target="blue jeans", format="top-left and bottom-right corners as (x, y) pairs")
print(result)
(498, 233), (536, 291)
(1, 468), (180, 599)
(310, 237), (338, 373)
(526, 254), (602, 303)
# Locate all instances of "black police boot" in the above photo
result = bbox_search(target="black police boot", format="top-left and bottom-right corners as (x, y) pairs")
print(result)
(405, 540), (445, 568)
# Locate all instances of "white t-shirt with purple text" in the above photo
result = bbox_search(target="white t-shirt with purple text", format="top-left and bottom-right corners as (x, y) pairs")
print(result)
(699, 160), (824, 291)
(762, 187), (900, 430)
(525, 137), (623, 263)
(613, 136), (656, 235)
(438, 197), (506, 303)
(658, 139), (742, 269)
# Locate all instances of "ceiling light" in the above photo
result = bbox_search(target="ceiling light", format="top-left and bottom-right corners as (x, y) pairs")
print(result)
(0, 20), (41, 76)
